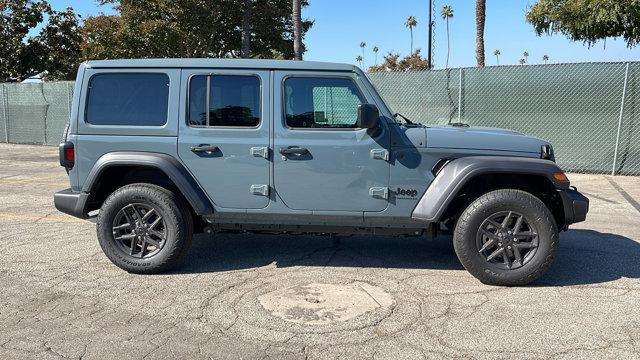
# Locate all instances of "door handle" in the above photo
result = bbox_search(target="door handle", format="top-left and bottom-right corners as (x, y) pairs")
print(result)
(279, 146), (309, 156)
(190, 144), (219, 154)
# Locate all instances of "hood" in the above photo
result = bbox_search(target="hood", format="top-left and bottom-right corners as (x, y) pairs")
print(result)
(425, 125), (547, 154)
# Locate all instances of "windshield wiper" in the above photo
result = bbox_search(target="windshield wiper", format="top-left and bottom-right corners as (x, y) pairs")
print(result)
(393, 113), (414, 125)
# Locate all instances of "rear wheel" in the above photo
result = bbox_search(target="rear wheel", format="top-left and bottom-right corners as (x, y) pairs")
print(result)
(96, 183), (193, 274)
(453, 189), (558, 286)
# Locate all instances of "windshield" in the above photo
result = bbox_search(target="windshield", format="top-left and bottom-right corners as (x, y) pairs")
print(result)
(357, 69), (395, 118)
(358, 69), (427, 127)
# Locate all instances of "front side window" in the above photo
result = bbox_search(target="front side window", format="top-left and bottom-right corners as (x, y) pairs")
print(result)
(188, 75), (261, 127)
(284, 77), (365, 129)
(86, 73), (169, 126)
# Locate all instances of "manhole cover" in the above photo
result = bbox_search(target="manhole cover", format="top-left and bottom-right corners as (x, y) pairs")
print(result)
(258, 282), (394, 325)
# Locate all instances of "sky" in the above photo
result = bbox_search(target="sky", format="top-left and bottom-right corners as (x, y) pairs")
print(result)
(48, 0), (640, 69)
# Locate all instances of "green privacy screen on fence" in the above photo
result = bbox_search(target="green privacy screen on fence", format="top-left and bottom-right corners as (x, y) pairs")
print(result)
(368, 62), (639, 175)
(0, 81), (73, 146)
(0, 62), (638, 175)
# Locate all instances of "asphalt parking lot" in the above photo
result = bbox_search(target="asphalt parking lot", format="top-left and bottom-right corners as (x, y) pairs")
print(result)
(0, 143), (638, 360)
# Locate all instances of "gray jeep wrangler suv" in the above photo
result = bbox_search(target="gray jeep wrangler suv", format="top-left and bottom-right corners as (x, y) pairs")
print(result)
(54, 59), (588, 286)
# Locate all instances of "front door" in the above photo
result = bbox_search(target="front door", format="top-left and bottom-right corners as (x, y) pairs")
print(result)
(273, 71), (390, 212)
(178, 70), (270, 209)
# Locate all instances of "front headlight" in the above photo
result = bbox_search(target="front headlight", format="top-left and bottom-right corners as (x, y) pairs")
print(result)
(541, 144), (555, 162)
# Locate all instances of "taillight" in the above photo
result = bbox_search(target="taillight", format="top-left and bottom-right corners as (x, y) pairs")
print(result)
(65, 148), (74, 162)
(59, 142), (75, 169)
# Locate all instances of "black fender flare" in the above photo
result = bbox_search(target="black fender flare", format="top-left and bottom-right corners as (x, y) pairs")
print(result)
(83, 152), (214, 216)
(411, 156), (569, 222)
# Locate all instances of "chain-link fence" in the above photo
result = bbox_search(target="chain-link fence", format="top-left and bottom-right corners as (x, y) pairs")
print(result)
(0, 81), (74, 146)
(0, 62), (638, 175)
(369, 61), (640, 176)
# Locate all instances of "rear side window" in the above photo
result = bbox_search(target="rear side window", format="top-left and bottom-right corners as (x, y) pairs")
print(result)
(188, 75), (261, 127)
(85, 73), (170, 126)
(284, 77), (365, 129)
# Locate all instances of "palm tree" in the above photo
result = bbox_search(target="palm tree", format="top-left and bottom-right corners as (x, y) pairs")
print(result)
(292, 0), (303, 60)
(373, 46), (379, 65)
(519, 58), (526, 65)
(542, 54), (549, 64)
(493, 49), (501, 65)
(405, 16), (418, 54)
(360, 41), (366, 67)
(356, 55), (363, 68)
(441, 5), (454, 69)
(523, 51), (529, 63)
(475, 0), (486, 66)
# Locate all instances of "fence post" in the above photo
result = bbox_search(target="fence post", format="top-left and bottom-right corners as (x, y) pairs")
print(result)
(458, 68), (463, 123)
(42, 83), (47, 145)
(612, 62), (630, 176)
(2, 84), (8, 143)
(66, 81), (72, 115)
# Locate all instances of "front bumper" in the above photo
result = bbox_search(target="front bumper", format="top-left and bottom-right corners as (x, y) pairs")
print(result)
(54, 188), (89, 219)
(559, 187), (589, 227)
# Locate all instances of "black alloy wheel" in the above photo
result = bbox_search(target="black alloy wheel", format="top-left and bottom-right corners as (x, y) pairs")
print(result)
(97, 183), (193, 274)
(112, 203), (167, 259)
(453, 189), (559, 286)
(476, 211), (539, 270)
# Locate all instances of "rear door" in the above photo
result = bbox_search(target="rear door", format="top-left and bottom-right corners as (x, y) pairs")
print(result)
(178, 69), (270, 209)
(273, 71), (390, 212)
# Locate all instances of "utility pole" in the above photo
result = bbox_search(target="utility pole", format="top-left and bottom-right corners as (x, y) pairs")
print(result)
(427, 0), (433, 69)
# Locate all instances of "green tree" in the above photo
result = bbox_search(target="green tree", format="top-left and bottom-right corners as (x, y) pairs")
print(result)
(0, 0), (48, 81)
(519, 58), (526, 65)
(542, 54), (549, 64)
(359, 41), (366, 67)
(28, 7), (82, 80)
(368, 49), (429, 72)
(98, 0), (237, 58)
(475, 0), (486, 66)
(404, 16), (418, 54)
(441, 5), (454, 69)
(527, 0), (640, 47)
(96, 0), (312, 60)
(356, 55), (363, 68)
(493, 49), (501, 65)
(81, 14), (127, 60)
(523, 51), (529, 63)
(398, 49), (430, 71)
(369, 52), (400, 72)
(372, 46), (379, 65)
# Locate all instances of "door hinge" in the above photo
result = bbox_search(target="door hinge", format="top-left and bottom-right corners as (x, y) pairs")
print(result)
(250, 184), (270, 196)
(250, 146), (269, 159)
(370, 149), (389, 161)
(369, 187), (389, 200)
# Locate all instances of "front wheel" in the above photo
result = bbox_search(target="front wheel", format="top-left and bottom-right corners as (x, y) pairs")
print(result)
(453, 189), (558, 286)
(96, 183), (193, 274)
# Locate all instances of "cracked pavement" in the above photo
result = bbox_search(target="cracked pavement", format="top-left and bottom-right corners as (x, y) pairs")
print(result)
(0, 143), (639, 360)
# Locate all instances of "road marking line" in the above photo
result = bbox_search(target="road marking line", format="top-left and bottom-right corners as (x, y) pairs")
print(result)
(0, 212), (87, 223)
(606, 177), (640, 214)
(0, 177), (65, 184)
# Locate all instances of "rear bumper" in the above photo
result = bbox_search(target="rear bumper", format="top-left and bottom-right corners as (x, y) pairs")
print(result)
(54, 188), (89, 219)
(559, 187), (589, 226)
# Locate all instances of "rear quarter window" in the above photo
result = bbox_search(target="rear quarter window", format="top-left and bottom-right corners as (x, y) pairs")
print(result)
(85, 73), (170, 126)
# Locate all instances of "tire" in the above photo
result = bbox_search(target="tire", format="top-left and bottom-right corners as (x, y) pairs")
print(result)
(96, 183), (193, 274)
(453, 189), (558, 286)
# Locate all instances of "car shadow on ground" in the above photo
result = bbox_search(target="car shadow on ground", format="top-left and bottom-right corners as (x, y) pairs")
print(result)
(173, 229), (640, 286)
(540, 229), (640, 286)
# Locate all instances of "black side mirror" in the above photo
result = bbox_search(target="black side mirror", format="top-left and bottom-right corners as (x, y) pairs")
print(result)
(357, 104), (379, 129)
